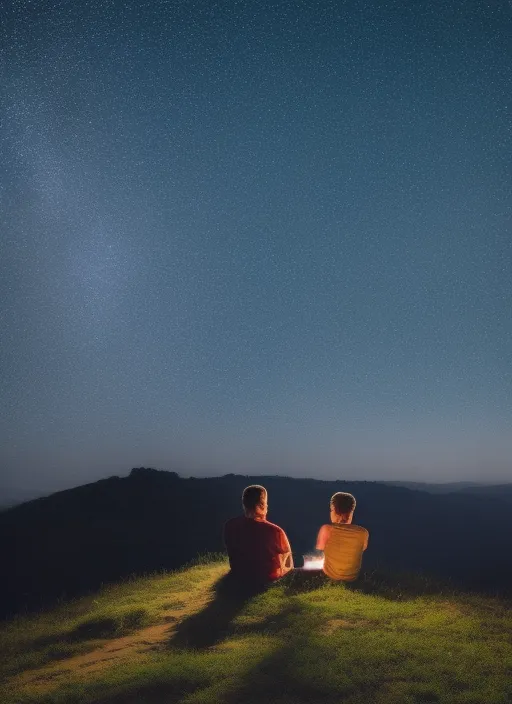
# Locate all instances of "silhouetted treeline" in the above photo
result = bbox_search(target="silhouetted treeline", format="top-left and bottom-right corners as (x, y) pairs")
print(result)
(1, 468), (511, 618)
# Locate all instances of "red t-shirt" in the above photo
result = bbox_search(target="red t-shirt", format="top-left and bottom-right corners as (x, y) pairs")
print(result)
(223, 516), (290, 582)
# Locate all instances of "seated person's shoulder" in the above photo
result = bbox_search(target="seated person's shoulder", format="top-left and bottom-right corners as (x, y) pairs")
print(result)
(351, 524), (369, 537)
(351, 524), (369, 548)
(264, 519), (285, 535)
(264, 521), (290, 548)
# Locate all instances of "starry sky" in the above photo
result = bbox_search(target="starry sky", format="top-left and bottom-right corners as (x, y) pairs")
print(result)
(1, 0), (511, 496)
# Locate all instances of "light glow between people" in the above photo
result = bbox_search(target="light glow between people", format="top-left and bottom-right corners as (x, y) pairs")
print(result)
(302, 555), (325, 570)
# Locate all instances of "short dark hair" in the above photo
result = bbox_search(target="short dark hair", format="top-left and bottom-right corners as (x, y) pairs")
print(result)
(242, 485), (267, 511)
(330, 492), (356, 516)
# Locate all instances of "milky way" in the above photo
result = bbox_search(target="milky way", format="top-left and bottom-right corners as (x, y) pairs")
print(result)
(1, 0), (511, 494)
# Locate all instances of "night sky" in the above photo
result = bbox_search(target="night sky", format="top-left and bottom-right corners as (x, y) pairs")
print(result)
(1, 0), (511, 496)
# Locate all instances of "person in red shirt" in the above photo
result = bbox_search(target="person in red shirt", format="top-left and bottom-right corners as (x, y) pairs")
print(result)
(224, 485), (293, 584)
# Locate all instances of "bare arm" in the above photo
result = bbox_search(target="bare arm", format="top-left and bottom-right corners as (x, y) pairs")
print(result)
(280, 531), (294, 576)
(315, 524), (331, 551)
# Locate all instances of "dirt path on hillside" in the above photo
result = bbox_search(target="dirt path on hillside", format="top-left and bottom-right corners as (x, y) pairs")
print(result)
(10, 574), (222, 697)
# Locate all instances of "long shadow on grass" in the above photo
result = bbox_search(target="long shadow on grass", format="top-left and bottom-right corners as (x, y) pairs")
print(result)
(220, 584), (380, 704)
(166, 573), (266, 649)
(94, 572), (393, 704)
(223, 602), (330, 704)
(91, 578), (284, 704)
(219, 569), (448, 704)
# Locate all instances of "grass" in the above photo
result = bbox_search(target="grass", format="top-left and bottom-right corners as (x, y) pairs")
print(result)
(2, 555), (512, 704)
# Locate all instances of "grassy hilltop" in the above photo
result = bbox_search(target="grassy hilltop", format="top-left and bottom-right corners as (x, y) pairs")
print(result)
(2, 556), (512, 704)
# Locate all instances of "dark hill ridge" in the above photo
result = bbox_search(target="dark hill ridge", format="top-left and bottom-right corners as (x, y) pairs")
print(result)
(381, 480), (484, 493)
(2, 468), (511, 618)
(382, 480), (512, 498)
(455, 483), (512, 503)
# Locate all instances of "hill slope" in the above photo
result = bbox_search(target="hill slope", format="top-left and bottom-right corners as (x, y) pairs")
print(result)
(2, 557), (512, 704)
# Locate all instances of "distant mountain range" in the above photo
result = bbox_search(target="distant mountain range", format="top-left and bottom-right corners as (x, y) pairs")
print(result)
(381, 480), (487, 493)
(382, 480), (512, 501)
(2, 468), (511, 618)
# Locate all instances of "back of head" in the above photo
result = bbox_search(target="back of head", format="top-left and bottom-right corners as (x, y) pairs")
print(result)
(242, 485), (267, 513)
(330, 492), (356, 517)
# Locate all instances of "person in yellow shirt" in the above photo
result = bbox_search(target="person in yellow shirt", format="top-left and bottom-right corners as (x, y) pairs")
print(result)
(315, 492), (369, 581)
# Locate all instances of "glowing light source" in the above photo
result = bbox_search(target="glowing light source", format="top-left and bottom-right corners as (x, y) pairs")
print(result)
(302, 555), (324, 570)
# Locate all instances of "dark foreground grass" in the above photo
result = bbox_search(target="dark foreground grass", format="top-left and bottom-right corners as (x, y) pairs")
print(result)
(2, 557), (512, 704)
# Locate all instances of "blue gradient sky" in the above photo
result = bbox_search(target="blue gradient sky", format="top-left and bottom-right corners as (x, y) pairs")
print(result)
(1, 0), (511, 494)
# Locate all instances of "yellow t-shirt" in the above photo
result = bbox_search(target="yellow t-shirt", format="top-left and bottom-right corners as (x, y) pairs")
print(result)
(323, 524), (369, 581)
